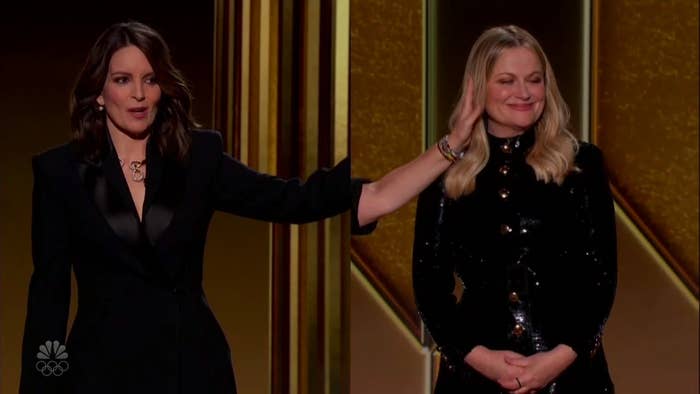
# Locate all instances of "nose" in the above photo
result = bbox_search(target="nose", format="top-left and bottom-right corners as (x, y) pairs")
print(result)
(515, 81), (531, 100)
(132, 82), (145, 102)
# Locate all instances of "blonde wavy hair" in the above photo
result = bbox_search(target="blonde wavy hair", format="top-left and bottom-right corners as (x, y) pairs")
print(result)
(444, 25), (578, 199)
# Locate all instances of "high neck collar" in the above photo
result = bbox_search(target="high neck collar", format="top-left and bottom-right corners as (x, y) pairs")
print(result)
(487, 128), (535, 156)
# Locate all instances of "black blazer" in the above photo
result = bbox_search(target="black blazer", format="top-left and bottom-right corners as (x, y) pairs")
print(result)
(20, 129), (351, 394)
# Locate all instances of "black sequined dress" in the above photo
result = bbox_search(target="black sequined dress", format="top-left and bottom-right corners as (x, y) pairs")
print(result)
(412, 130), (616, 393)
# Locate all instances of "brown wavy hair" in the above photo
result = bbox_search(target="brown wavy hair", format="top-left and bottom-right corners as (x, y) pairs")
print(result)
(444, 25), (578, 198)
(70, 21), (197, 163)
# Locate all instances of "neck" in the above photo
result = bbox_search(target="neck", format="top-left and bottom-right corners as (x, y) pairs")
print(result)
(108, 127), (149, 162)
(486, 121), (527, 139)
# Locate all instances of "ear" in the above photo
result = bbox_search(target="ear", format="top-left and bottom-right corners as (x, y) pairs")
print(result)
(96, 95), (105, 106)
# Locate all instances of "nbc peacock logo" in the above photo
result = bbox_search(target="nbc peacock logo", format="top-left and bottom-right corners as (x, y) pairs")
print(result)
(35, 340), (69, 377)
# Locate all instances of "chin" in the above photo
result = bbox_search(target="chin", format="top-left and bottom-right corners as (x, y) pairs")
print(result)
(508, 116), (538, 130)
(515, 122), (537, 130)
(121, 124), (153, 137)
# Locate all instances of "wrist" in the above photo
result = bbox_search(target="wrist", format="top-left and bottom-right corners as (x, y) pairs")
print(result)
(464, 345), (487, 365)
(437, 134), (465, 163)
(447, 131), (470, 152)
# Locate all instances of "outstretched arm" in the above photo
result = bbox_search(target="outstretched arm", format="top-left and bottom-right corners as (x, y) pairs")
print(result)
(356, 78), (482, 228)
(202, 127), (351, 224)
(357, 133), (467, 227)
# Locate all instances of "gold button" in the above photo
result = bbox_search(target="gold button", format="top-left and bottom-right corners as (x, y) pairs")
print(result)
(500, 143), (512, 154)
(512, 324), (525, 337)
(509, 292), (520, 303)
(498, 165), (510, 176)
(498, 188), (510, 200)
(500, 224), (513, 235)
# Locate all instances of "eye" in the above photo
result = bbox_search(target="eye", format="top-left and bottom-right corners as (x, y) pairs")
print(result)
(113, 76), (129, 84)
(145, 76), (158, 85)
(528, 77), (543, 84)
(498, 79), (514, 85)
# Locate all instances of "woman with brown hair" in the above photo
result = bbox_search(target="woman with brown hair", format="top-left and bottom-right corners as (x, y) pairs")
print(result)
(19, 18), (484, 393)
(20, 21), (352, 394)
(412, 25), (616, 393)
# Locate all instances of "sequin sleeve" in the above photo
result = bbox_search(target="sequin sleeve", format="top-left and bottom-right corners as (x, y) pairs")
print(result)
(412, 180), (474, 369)
(556, 143), (617, 359)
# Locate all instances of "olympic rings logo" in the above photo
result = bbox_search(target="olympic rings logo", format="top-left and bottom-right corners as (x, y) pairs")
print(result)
(35, 360), (70, 376)
(35, 340), (69, 377)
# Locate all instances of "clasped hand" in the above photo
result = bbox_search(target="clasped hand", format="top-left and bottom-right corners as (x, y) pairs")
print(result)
(464, 344), (576, 393)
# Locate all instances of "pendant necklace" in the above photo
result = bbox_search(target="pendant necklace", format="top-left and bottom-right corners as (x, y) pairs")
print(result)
(119, 159), (147, 182)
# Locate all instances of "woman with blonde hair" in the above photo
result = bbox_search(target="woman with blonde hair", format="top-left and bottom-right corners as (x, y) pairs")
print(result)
(413, 25), (616, 393)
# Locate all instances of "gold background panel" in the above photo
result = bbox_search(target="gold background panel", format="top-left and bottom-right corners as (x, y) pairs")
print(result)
(594, 0), (698, 290)
(350, 265), (430, 394)
(605, 209), (698, 393)
(350, 0), (424, 336)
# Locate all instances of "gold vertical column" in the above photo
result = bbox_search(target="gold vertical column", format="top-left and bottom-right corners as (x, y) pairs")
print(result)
(297, 0), (321, 391)
(215, 3), (281, 394)
(250, 0), (278, 172)
(239, 0), (280, 170)
(240, 0), (251, 162)
(332, 0), (349, 164)
(293, 1), (349, 393)
(248, 0), (260, 167)
(289, 220), (300, 394)
(215, 1), (347, 392)
(213, 0), (236, 153)
(327, 2), (350, 393)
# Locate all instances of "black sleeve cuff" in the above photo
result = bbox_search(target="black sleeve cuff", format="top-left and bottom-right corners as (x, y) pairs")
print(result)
(351, 178), (378, 235)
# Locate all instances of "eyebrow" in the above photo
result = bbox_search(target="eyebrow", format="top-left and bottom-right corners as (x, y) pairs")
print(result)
(109, 71), (156, 77)
(493, 71), (543, 78)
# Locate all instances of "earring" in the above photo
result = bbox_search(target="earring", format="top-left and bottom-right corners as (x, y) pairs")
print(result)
(97, 105), (104, 112)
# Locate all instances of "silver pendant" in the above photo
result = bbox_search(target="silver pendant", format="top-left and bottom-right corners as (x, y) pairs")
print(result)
(119, 159), (146, 182)
(129, 161), (145, 182)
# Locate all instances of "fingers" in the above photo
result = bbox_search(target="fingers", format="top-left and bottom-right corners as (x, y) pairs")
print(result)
(498, 376), (528, 393)
(511, 386), (530, 394)
(461, 77), (483, 125)
(466, 102), (484, 125)
(503, 350), (528, 367)
(503, 350), (526, 359)
(497, 377), (520, 391)
(452, 77), (482, 144)
(462, 75), (473, 100)
(464, 77), (473, 103)
(509, 375), (544, 394)
(511, 377), (530, 394)
(511, 384), (539, 394)
(504, 355), (529, 367)
(461, 77), (476, 113)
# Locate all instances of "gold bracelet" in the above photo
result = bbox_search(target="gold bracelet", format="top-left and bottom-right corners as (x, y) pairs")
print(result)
(437, 135), (464, 162)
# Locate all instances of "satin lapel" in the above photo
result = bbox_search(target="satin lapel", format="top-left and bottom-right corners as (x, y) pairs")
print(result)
(77, 152), (146, 277)
(90, 152), (141, 242)
(142, 139), (181, 247)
